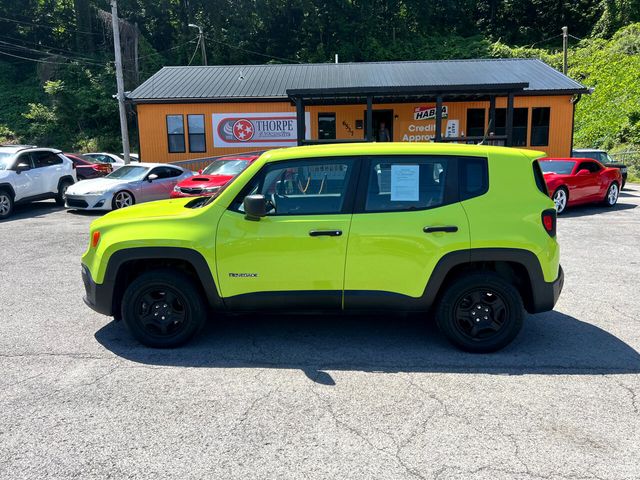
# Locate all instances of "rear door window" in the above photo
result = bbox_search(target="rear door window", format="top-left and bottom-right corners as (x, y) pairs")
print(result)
(362, 157), (448, 212)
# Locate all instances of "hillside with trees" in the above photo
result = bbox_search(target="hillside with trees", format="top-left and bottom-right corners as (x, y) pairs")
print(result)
(0, 0), (639, 160)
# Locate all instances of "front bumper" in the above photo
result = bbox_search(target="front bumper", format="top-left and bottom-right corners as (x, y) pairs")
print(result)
(529, 265), (564, 313)
(82, 264), (114, 316)
(66, 193), (112, 210)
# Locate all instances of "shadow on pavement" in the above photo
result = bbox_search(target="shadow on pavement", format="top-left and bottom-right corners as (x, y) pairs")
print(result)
(1, 200), (64, 222)
(95, 310), (640, 384)
(561, 202), (636, 218)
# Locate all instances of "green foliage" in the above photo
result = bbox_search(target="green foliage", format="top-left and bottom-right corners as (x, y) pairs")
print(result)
(569, 24), (640, 149)
(0, 1), (639, 155)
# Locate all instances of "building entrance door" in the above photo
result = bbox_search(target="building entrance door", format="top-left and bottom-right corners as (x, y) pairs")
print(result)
(364, 109), (394, 142)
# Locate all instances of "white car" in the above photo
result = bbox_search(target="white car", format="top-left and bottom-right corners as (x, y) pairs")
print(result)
(0, 145), (77, 220)
(65, 163), (192, 211)
(84, 152), (140, 170)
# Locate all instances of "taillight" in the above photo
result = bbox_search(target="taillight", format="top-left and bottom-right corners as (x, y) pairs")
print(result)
(91, 231), (101, 248)
(541, 209), (556, 237)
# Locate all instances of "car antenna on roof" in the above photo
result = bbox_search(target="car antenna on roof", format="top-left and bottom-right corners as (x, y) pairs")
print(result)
(479, 118), (494, 146)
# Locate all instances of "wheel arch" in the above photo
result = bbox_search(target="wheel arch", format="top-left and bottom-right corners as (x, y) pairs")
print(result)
(102, 247), (223, 318)
(57, 175), (75, 190)
(424, 248), (553, 314)
(0, 182), (16, 199)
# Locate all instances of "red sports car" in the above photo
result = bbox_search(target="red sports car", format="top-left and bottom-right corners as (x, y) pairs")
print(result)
(539, 157), (623, 214)
(171, 152), (262, 198)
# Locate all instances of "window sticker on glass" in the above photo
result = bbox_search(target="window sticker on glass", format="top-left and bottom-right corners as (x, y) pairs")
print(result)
(390, 164), (420, 201)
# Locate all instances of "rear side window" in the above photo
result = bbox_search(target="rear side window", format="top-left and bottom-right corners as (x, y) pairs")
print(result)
(459, 157), (488, 201)
(32, 151), (63, 167)
(532, 160), (549, 196)
(363, 157), (448, 212)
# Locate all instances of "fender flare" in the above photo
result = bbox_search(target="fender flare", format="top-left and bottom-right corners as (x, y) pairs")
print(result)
(0, 182), (16, 198)
(94, 247), (224, 316)
(57, 175), (75, 191)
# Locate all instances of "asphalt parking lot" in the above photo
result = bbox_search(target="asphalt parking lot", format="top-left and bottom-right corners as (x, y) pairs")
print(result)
(1, 186), (640, 480)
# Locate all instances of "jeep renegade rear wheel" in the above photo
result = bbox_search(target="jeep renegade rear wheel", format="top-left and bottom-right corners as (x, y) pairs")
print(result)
(121, 270), (206, 348)
(436, 273), (524, 353)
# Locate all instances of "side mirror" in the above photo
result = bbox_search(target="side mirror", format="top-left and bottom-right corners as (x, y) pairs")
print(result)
(576, 169), (590, 176)
(147, 173), (159, 182)
(15, 162), (30, 173)
(244, 194), (267, 220)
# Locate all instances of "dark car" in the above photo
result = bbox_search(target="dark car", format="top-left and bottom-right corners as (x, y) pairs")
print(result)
(572, 149), (627, 189)
(65, 153), (112, 180)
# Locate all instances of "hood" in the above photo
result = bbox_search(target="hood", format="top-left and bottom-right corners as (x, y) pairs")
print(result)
(178, 174), (235, 188)
(0, 170), (12, 180)
(94, 197), (197, 225)
(67, 177), (128, 194)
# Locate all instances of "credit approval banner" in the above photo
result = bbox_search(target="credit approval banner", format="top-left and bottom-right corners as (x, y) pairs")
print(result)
(212, 112), (311, 147)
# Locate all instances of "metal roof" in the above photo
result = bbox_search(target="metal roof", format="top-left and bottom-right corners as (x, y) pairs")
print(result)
(127, 58), (588, 103)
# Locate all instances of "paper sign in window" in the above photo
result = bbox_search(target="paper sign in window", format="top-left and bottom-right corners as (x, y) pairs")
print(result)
(390, 164), (420, 201)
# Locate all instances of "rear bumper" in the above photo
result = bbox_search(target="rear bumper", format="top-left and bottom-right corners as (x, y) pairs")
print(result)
(529, 265), (564, 313)
(82, 264), (114, 316)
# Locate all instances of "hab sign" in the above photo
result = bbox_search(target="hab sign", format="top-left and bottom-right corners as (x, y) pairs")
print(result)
(413, 105), (448, 121)
(213, 112), (310, 147)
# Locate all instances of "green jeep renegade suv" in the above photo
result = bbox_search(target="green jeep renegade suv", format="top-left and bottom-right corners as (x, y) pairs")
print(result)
(82, 143), (563, 352)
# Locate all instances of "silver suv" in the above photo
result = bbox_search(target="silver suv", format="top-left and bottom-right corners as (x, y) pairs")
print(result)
(0, 145), (77, 219)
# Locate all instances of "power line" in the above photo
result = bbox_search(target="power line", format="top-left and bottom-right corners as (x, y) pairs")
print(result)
(0, 49), (93, 65)
(0, 15), (103, 37)
(137, 38), (198, 59)
(0, 39), (106, 64)
(205, 35), (300, 63)
(187, 37), (201, 66)
(525, 33), (563, 49)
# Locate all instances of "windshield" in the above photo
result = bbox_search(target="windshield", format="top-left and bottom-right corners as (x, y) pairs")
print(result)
(106, 165), (149, 181)
(0, 152), (14, 170)
(202, 159), (249, 176)
(540, 161), (575, 175)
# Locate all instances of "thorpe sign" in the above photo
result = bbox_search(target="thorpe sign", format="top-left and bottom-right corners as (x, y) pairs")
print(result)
(213, 112), (311, 147)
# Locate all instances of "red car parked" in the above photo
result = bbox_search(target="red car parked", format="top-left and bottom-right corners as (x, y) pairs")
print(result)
(64, 153), (112, 180)
(539, 157), (623, 214)
(171, 152), (262, 198)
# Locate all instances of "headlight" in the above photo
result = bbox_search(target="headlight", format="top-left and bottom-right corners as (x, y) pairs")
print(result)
(85, 190), (107, 195)
(173, 185), (181, 192)
(202, 186), (220, 192)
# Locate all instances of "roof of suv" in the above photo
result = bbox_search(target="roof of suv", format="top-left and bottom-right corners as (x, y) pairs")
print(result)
(0, 145), (61, 154)
(259, 142), (546, 163)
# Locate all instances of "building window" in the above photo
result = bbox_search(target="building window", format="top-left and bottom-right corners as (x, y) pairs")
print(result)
(494, 108), (528, 146)
(466, 109), (485, 137)
(188, 114), (206, 153)
(318, 113), (336, 140)
(531, 107), (550, 146)
(166, 115), (185, 153)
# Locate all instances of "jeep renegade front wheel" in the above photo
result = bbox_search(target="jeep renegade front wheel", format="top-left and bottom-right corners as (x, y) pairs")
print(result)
(435, 273), (524, 353)
(121, 270), (206, 348)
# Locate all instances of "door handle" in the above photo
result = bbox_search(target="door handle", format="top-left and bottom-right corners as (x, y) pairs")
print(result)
(423, 226), (458, 233)
(309, 230), (343, 237)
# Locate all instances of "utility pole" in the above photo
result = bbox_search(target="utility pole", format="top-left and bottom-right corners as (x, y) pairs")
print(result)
(562, 26), (568, 75)
(188, 24), (207, 65)
(110, 0), (130, 164)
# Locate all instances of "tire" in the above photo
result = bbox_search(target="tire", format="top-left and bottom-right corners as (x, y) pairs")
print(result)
(56, 179), (73, 206)
(112, 190), (135, 210)
(552, 187), (568, 215)
(121, 269), (207, 348)
(0, 189), (14, 220)
(603, 182), (619, 208)
(435, 272), (524, 353)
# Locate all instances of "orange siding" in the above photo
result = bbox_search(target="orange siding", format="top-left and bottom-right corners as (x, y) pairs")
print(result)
(136, 95), (574, 163)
